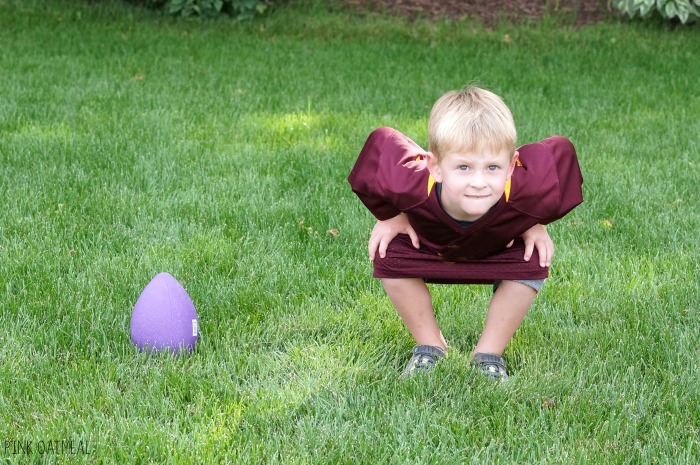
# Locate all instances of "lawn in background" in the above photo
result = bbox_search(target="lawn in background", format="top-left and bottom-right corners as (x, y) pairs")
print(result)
(1, 1), (699, 463)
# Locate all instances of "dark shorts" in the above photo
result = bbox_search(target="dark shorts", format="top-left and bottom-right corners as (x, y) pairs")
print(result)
(373, 234), (549, 285)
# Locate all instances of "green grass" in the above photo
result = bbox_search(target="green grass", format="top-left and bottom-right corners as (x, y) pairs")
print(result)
(1, 1), (699, 463)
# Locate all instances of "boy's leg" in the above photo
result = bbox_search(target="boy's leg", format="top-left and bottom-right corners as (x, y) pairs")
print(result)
(381, 278), (448, 351)
(473, 280), (537, 356)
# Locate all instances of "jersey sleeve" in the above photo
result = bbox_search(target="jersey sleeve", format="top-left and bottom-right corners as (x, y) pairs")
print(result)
(348, 127), (432, 221)
(509, 136), (584, 223)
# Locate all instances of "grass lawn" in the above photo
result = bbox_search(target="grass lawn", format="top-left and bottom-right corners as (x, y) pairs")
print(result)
(1, 0), (699, 463)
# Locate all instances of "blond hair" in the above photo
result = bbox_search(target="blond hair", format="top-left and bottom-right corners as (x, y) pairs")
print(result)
(428, 86), (516, 161)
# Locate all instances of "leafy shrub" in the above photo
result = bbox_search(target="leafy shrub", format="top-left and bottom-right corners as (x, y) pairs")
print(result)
(124, 0), (271, 19)
(612, 0), (700, 24)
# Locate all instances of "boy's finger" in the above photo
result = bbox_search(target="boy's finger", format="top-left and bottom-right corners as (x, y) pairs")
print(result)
(536, 240), (551, 267)
(378, 239), (388, 259)
(523, 241), (534, 261)
(368, 236), (379, 261)
(407, 228), (421, 249)
(543, 241), (554, 267)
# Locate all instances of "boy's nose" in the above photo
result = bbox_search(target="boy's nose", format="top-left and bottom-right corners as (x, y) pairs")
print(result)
(470, 172), (488, 188)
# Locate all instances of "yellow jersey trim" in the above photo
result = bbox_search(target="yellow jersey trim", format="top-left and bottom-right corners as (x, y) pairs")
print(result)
(504, 160), (521, 202)
(427, 175), (436, 196)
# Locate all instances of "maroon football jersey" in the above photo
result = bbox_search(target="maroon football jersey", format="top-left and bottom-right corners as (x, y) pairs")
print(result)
(348, 127), (584, 283)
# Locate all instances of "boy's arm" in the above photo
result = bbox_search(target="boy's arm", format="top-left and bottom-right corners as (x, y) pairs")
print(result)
(515, 137), (581, 266)
(368, 213), (421, 260)
(511, 136), (583, 223)
(348, 127), (430, 220)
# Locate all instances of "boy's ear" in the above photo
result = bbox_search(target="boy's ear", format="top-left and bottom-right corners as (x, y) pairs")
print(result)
(426, 152), (443, 182)
(507, 151), (519, 179)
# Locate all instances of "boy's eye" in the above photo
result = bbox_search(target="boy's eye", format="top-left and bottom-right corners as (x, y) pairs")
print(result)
(458, 165), (470, 171)
(487, 165), (499, 171)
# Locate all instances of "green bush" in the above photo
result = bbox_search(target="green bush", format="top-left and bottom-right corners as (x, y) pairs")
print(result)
(125, 0), (271, 19)
(612, 0), (700, 23)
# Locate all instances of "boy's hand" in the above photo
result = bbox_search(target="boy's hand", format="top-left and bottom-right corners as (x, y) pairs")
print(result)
(369, 213), (420, 261)
(506, 224), (553, 267)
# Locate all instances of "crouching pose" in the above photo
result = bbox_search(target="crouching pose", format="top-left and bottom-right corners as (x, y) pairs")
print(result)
(348, 86), (583, 379)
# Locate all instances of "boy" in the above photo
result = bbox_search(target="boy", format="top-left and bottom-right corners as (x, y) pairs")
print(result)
(348, 86), (583, 379)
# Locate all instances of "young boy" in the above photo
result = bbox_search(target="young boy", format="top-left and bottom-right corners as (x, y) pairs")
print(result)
(348, 86), (583, 379)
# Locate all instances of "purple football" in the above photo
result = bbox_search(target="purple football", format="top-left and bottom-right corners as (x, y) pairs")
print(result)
(130, 272), (199, 355)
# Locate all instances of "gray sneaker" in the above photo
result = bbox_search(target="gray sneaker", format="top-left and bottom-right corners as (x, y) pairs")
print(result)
(471, 352), (508, 381)
(401, 345), (446, 377)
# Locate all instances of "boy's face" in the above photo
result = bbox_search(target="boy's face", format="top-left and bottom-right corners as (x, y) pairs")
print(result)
(427, 148), (518, 223)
